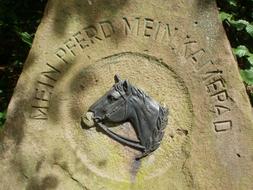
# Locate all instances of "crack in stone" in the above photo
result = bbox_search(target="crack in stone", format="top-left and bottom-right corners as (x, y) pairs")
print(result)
(21, 172), (29, 180)
(181, 151), (196, 190)
(53, 163), (88, 190)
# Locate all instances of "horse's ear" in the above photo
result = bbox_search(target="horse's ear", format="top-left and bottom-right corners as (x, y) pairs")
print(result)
(123, 80), (129, 92)
(114, 74), (121, 83)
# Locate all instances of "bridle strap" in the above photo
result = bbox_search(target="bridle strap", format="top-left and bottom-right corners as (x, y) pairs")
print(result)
(105, 89), (129, 119)
(96, 122), (145, 151)
(97, 89), (146, 151)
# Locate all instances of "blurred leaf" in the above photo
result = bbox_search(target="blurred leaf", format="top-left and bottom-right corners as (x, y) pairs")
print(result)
(230, 19), (249, 31)
(0, 110), (6, 127)
(240, 68), (253, 85)
(17, 31), (33, 47)
(247, 56), (253, 66)
(246, 23), (253, 37)
(13, 60), (23, 67)
(0, 112), (6, 119)
(233, 46), (253, 67)
(233, 45), (249, 57)
(228, 0), (237, 6)
(219, 11), (232, 21)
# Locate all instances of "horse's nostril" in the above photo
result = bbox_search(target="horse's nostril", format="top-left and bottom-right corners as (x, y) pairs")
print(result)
(81, 112), (95, 128)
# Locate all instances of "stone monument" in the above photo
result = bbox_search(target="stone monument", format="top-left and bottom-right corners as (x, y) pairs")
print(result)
(1, 0), (253, 189)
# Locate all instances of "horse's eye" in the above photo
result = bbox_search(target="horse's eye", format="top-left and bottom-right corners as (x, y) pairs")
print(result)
(108, 95), (116, 102)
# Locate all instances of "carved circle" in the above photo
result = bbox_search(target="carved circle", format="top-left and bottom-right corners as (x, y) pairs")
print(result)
(61, 52), (193, 182)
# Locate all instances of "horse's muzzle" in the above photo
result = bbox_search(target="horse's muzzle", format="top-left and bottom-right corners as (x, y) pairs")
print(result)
(81, 111), (96, 128)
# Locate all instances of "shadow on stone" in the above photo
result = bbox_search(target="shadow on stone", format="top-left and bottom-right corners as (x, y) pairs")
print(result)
(196, 0), (216, 9)
(26, 175), (58, 190)
(48, 57), (77, 124)
(1, 87), (31, 147)
(69, 68), (97, 122)
(22, 52), (38, 73)
(52, 0), (129, 40)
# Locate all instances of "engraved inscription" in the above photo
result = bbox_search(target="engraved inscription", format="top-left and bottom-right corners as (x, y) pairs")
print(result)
(202, 67), (232, 132)
(55, 21), (115, 62)
(122, 17), (140, 36)
(122, 17), (172, 42)
(214, 105), (230, 115)
(183, 40), (233, 132)
(143, 18), (154, 37)
(30, 89), (51, 120)
(30, 63), (62, 120)
(30, 16), (234, 135)
(213, 120), (232, 132)
(100, 21), (115, 38)
(56, 48), (70, 65)
(85, 25), (103, 44)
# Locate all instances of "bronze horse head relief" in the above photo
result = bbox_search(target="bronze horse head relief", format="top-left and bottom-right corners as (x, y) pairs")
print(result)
(82, 75), (169, 159)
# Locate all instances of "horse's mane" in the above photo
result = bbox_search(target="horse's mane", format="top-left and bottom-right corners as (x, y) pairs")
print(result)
(130, 84), (148, 100)
(117, 81), (168, 137)
(131, 84), (168, 147)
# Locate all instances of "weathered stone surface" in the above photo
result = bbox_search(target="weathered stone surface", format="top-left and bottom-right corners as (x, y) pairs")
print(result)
(1, 0), (253, 189)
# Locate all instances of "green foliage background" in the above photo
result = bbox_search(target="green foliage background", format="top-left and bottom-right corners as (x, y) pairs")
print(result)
(0, 0), (47, 127)
(217, 0), (253, 104)
(0, 0), (252, 128)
